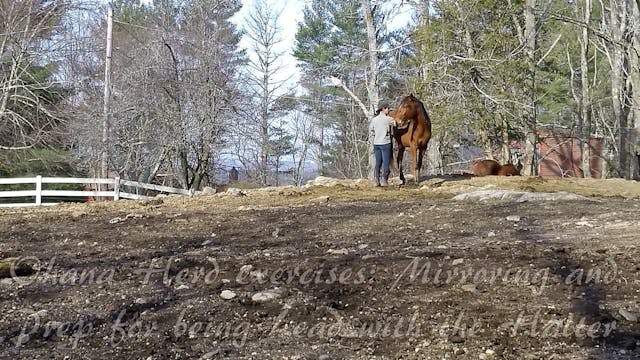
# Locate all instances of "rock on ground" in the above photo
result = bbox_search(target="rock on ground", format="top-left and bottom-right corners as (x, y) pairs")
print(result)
(452, 189), (593, 202)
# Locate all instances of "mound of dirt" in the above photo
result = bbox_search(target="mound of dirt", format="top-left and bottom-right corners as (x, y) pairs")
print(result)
(1, 182), (639, 359)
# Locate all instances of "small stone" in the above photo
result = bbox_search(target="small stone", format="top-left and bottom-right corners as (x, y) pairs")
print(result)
(109, 217), (123, 224)
(252, 290), (281, 302)
(485, 349), (496, 357)
(327, 248), (349, 255)
(225, 188), (245, 196)
(506, 215), (521, 222)
(452, 258), (464, 266)
(461, 284), (477, 293)
(199, 351), (219, 360)
(619, 309), (637, 322)
(487, 231), (496, 237)
(201, 239), (213, 246)
(220, 290), (236, 300)
(201, 186), (217, 195)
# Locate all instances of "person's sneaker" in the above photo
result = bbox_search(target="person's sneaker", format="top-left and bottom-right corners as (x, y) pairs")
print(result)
(380, 179), (388, 187)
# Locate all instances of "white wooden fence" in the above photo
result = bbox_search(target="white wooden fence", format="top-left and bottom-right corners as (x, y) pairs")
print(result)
(0, 176), (193, 208)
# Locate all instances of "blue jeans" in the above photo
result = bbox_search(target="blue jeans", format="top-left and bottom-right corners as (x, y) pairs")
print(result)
(373, 143), (392, 181)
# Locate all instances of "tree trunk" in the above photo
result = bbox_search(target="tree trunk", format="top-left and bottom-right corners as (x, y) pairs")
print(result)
(609, 0), (630, 178)
(630, 0), (640, 178)
(319, 122), (325, 176)
(360, 0), (381, 181)
(500, 114), (511, 163)
(426, 137), (443, 175)
(100, 3), (113, 199)
(260, 75), (269, 185)
(178, 149), (190, 189)
(418, 0), (430, 27)
(478, 128), (494, 159)
(579, 0), (592, 178)
(419, 0), (441, 175)
(522, 0), (538, 176)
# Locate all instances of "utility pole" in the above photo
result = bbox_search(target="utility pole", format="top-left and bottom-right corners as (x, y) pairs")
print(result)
(100, 2), (113, 183)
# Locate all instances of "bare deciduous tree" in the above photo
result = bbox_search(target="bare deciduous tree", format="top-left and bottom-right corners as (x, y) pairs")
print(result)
(240, 0), (295, 185)
(0, 0), (70, 150)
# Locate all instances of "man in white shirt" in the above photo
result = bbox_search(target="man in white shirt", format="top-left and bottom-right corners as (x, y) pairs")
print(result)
(368, 103), (394, 186)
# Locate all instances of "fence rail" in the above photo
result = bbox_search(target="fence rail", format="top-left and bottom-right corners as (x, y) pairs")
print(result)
(0, 176), (193, 208)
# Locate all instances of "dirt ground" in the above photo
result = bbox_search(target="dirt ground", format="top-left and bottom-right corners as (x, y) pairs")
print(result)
(1, 175), (640, 359)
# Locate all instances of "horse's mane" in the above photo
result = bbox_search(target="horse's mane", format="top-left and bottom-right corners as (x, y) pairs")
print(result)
(405, 94), (431, 131)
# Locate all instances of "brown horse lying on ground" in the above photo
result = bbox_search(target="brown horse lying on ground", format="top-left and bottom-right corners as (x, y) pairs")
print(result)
(390, 94), (432, 184)
(471, 159), (521, 176)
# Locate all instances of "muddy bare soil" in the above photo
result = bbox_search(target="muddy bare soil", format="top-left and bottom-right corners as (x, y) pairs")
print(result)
(1, 181), (640, 359)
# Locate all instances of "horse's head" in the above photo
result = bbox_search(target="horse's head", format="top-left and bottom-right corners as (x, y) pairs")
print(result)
(392, 94), (421, 128)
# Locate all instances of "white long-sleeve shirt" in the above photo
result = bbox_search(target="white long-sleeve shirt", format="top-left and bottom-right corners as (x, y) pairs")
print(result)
(369, 113), (394, 145)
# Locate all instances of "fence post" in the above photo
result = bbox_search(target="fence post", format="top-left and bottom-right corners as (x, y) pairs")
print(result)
(35, 175), (42, 206)
(114, 176), (120, 201)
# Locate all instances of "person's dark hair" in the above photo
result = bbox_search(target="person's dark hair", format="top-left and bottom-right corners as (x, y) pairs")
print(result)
(377, 102), (390, 111)
(374, 102), (390, 116)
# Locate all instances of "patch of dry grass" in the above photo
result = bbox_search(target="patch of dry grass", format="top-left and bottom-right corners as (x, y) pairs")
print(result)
(1, 176), (637, 221)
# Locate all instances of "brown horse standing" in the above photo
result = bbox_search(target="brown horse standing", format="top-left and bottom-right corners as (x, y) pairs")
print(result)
(391, 94), (432, 184)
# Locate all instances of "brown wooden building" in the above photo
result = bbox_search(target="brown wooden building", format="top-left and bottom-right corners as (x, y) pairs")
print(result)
(537, 131), (605, 178)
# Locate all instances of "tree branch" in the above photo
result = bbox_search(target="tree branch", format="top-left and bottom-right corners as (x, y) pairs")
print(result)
(330, 77), (370, 118)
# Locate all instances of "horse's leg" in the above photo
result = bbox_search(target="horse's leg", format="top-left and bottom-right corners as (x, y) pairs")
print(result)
(397, 146), (405, 185)
(389, 139), (397, 176)
(410, 144), (418, 184)
(417, 145), (426, 183)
